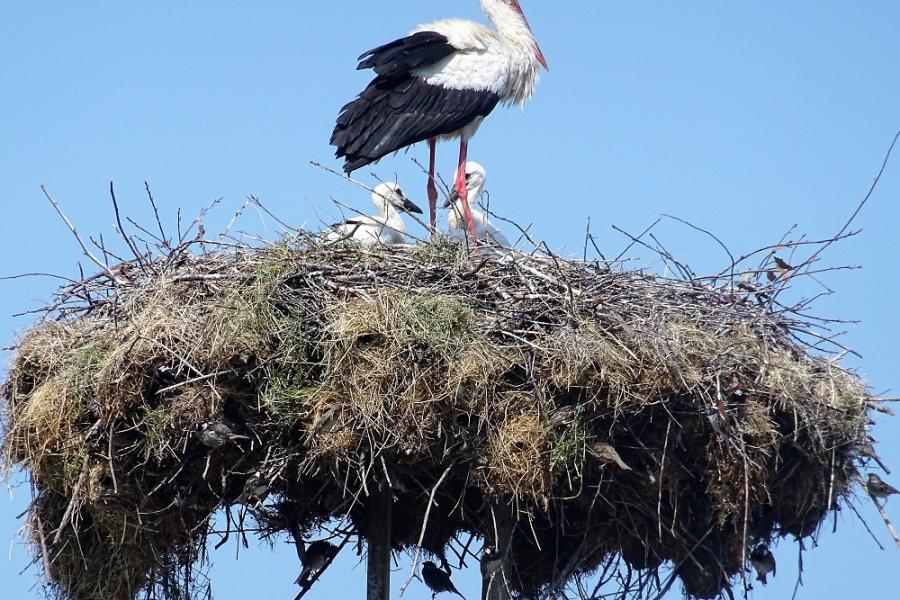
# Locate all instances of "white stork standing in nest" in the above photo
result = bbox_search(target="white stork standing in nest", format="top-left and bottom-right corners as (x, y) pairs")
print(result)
(331, 0), (547, 245)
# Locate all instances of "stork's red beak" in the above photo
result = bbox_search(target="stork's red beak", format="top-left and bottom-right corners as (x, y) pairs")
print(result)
(535, 44), (549, 71)
(511, 1), (549, 70)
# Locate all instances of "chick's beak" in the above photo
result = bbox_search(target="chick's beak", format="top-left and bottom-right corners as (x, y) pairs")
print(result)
(402, 197), (423, 214)
(443, 188), (459, 208)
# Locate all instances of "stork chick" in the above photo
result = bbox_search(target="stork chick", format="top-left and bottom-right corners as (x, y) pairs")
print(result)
(444, 161), (510, 247)
(325, 182), (422, 246)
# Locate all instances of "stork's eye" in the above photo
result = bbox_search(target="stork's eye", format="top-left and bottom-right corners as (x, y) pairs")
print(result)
(465, 173), (472, 181)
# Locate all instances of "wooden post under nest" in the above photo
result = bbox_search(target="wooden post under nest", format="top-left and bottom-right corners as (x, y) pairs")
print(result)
(483, 502), (515, 600)
(367, 485), (393, 600)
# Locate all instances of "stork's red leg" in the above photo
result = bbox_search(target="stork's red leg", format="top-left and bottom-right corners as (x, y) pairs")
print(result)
(454, 141), (479, 250)
(427, 138), (438, 235)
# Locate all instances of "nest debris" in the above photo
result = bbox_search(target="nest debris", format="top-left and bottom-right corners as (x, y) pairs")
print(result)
(0, 233), (881, 600)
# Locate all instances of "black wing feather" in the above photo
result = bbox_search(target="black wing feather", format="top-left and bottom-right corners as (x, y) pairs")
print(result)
(332, 31), (500, 173)
(332, 78), (499, 173)
(357, 31), (456, 78)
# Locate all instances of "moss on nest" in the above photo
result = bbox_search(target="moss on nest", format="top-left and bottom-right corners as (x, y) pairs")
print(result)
(1, 237), (877, 600)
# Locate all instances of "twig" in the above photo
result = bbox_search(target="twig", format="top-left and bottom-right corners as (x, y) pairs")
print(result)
(144, 181), (171, 249)
(661, 213), (735, 282)
(0, 272), (79, 284)
(40, 186), (126, 284)
(34, 515), (52, 576)
(249, 196), (303, 235)
(860, 475), (900, 551)
(400, 464), (453, 596)
(109, 181), (149, 268)
(613, 218), (662, 262)
(845, 500), (885, 551)
(52, 421), (102, 545)
(799, 127), (900, 271)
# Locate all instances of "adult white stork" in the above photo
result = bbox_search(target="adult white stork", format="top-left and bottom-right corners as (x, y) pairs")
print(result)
(330, 0), (547, 244)
(324, 182), (422, 246)
(445, 162), (510, 247)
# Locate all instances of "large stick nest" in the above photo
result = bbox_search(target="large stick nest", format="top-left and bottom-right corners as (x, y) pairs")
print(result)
(1, 236), (876, 600)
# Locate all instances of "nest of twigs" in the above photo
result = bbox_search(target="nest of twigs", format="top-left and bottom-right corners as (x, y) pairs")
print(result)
(1, 234), (880, 600)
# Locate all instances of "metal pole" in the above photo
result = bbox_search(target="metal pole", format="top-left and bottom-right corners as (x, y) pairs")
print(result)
(483, 502), (513, 600)
(367, 485), (393, 600)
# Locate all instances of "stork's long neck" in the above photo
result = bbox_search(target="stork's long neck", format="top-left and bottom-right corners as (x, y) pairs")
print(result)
(480, 1), (539, 49)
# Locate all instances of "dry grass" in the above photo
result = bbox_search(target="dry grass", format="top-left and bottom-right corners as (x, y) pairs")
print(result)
(0, 234), (879, 600)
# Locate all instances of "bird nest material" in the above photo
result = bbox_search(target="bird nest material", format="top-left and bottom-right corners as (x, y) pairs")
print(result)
(0, 234), (879, 600)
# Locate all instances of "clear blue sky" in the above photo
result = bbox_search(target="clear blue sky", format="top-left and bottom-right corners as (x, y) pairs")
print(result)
(2, 1), (899, 598)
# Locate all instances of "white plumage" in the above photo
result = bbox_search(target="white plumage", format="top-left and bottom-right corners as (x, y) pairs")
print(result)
(445, 162), (510, 248)
(332, 0), (547, 242)
(324, 182), (422, 247)
(413, 1), (546, 107)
